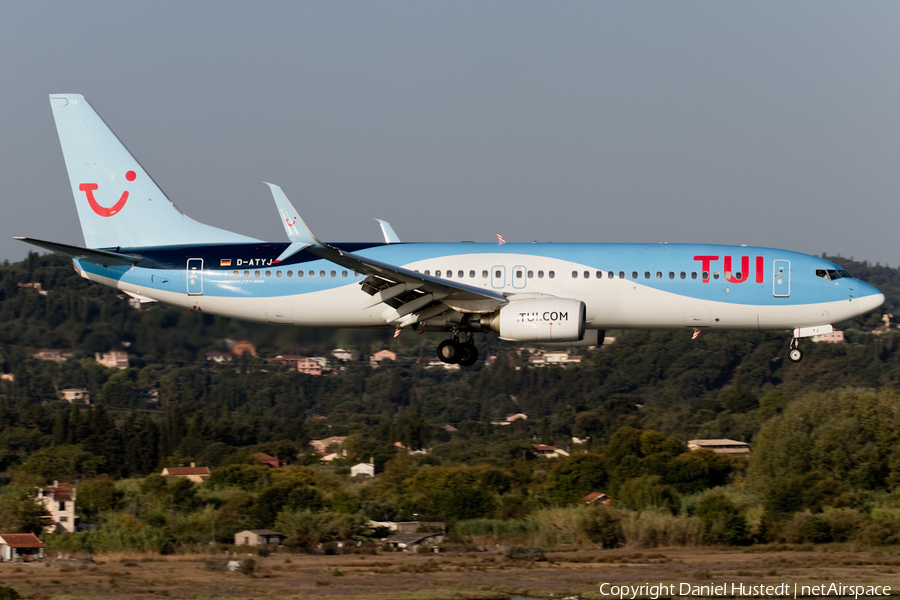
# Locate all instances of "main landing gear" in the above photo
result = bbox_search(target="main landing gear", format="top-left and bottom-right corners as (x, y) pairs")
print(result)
(437, 332), (479, 367)
(789, 337), (803, 363)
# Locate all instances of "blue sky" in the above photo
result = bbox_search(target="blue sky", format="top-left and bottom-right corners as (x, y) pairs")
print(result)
(2, 2), (899, 265)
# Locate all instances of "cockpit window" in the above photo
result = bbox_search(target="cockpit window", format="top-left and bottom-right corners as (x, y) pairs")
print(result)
(816, 268), (852, 280)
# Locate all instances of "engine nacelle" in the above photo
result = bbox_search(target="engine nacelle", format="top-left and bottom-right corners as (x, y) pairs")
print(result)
(496, 298), (586, 343)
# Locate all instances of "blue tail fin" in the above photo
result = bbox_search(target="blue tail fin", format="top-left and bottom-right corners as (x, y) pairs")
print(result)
(49, 94), (258, 249)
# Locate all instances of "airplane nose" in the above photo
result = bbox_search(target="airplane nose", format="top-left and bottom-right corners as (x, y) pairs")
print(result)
(856, 280), (885, 317)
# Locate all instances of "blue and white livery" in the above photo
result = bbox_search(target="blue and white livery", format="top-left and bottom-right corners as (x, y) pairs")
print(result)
(16, 95), (884, 366)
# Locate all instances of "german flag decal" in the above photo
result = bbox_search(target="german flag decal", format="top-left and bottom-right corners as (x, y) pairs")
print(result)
(220, 259), (232, 267)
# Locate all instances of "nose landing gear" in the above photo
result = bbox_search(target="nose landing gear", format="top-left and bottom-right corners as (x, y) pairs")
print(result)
(789, 337), (803, 363)
(437, 332), (479, 366)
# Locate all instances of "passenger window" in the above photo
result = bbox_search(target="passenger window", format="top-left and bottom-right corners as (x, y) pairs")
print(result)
(656, 271), (662, 279)
(619, 271), (625, 279)
(254, 270), (261, 278)
(644, 271), (650, 279)
(330, 270), (336, 277)
(680, 271), (686, 279)
(668, 272), (674, 279)
(516, 271), (523, 279)
(572, 271), (578, 278)
(691, 272), (698, 280)
(298, 270), (304, 278)
(482, 270), (488, 278)
(243, 270), (250, 278)
(342, 270), (348, 277)
(232, 270), (239, 278)
(632, 271), (638, 279)
(495, 270), (502, 278)
(455, 270), (461, 278)
(469, 270), (475, 278)
(596, 271), (602, 278)
(702, 271), (709, 280)
(265, 270), (272, 278)
(538, 271), (544, 278)
(436, 270), (441, 277)
(319, 270), (326, 278)
(447, 270), (453, 278)
(608, 271), (614, 278)
(528, 270), (534, 278)
(276, 270), (282, 278)
(735, 272), (742, 280)
(584, 271), (590, 279)
(287, 270), (293, 278)
(713, 271), (720, 280)
(309, 270), (315, 277)
(425, 270), (431, 276)
(549, 271), (555, 279)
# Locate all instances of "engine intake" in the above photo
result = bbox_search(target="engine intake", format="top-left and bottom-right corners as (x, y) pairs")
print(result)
(491, 298), (586, 343)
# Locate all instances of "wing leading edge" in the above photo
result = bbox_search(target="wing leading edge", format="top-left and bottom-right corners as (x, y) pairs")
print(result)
(265, 184), (507, 327)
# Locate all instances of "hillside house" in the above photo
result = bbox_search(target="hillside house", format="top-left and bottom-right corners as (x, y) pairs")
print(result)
(687, 439), (750, 454)
(37, 481), (77, 533)
(297, 357), (327, 375)
(350, 460), (375, 477)
(0, 533), (45, 562)
(309, 436), (347, 455)
(59, 389), (90, 404)
(370, 349), (397, 368)
(251, 452), (284, 468)
(161, 463), (211, 482)
(95, 351), (129, 369)
(332, 348), (353, 361)
(33, 349), (71, 363)
(532, 444), (570, 458)
(234, 529), (285, 547)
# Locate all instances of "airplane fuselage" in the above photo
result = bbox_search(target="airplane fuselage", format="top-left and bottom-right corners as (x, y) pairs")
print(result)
(74, 241), (881, 333)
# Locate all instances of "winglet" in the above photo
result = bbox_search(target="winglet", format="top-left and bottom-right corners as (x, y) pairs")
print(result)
(375, 219), (401, 244)
(265, 183), (323, 246)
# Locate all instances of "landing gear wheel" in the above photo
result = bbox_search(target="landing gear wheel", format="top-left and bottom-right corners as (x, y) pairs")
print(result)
(437, 339), (462, 364)
(789, 348), (803, 363)
(458, 343), (479, 367)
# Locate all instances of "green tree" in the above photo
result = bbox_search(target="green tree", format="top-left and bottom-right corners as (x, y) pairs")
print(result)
(0, 488), (49, 535)
(18, 444), (105, 480)
(546, 453), (609, 504)
(617, 475), (681, 515)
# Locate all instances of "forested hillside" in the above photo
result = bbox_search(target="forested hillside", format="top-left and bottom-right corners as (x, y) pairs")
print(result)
(1, 252), (899, 550)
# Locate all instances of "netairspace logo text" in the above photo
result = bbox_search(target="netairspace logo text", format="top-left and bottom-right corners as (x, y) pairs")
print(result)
(598, 582), (891, 599)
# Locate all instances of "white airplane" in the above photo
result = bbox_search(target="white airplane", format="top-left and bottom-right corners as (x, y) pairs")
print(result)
(16, 95), (884, 366)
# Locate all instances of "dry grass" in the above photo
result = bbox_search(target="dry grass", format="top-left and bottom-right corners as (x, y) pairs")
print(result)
(2, 546), (900, 600)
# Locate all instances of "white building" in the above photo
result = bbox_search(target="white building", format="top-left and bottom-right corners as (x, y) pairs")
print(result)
(59, 389), (90, 404)
(95, 351), (129, 369)
(37, 482), (77, 533)
(350, 460), (375, 477)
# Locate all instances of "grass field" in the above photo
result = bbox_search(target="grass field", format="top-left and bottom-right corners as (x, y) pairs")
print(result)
(1, 546), (899, 600)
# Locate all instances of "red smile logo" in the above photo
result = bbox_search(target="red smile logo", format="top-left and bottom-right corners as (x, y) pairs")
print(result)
(79, 170), (136, 217)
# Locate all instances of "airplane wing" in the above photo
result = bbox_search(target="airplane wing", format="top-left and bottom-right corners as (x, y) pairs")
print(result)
(264, 184), (507, 326)
(13, 237), (142, 266)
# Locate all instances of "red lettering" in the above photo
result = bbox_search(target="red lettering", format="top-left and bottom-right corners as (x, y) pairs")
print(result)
(725, 256), (749, 283)
(756, 256), (764, 283)
(693, 255), (718, 283)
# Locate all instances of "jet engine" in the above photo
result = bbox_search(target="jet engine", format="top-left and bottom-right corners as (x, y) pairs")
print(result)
(490, 297), (586, 343)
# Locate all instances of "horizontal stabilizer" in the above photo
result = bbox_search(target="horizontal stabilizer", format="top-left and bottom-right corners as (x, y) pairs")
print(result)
(13, 237), (142, 266)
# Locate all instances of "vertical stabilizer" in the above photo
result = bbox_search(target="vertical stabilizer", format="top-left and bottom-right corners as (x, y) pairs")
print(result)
(49, 94), (258, 249)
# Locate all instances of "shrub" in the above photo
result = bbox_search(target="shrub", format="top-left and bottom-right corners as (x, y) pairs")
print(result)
(693, 493), (750, 545)
(0, 587), (19, 600)
(504, 546), (546, 561)
(579, 505), (625, 548)
(238, 558), (257, 575)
